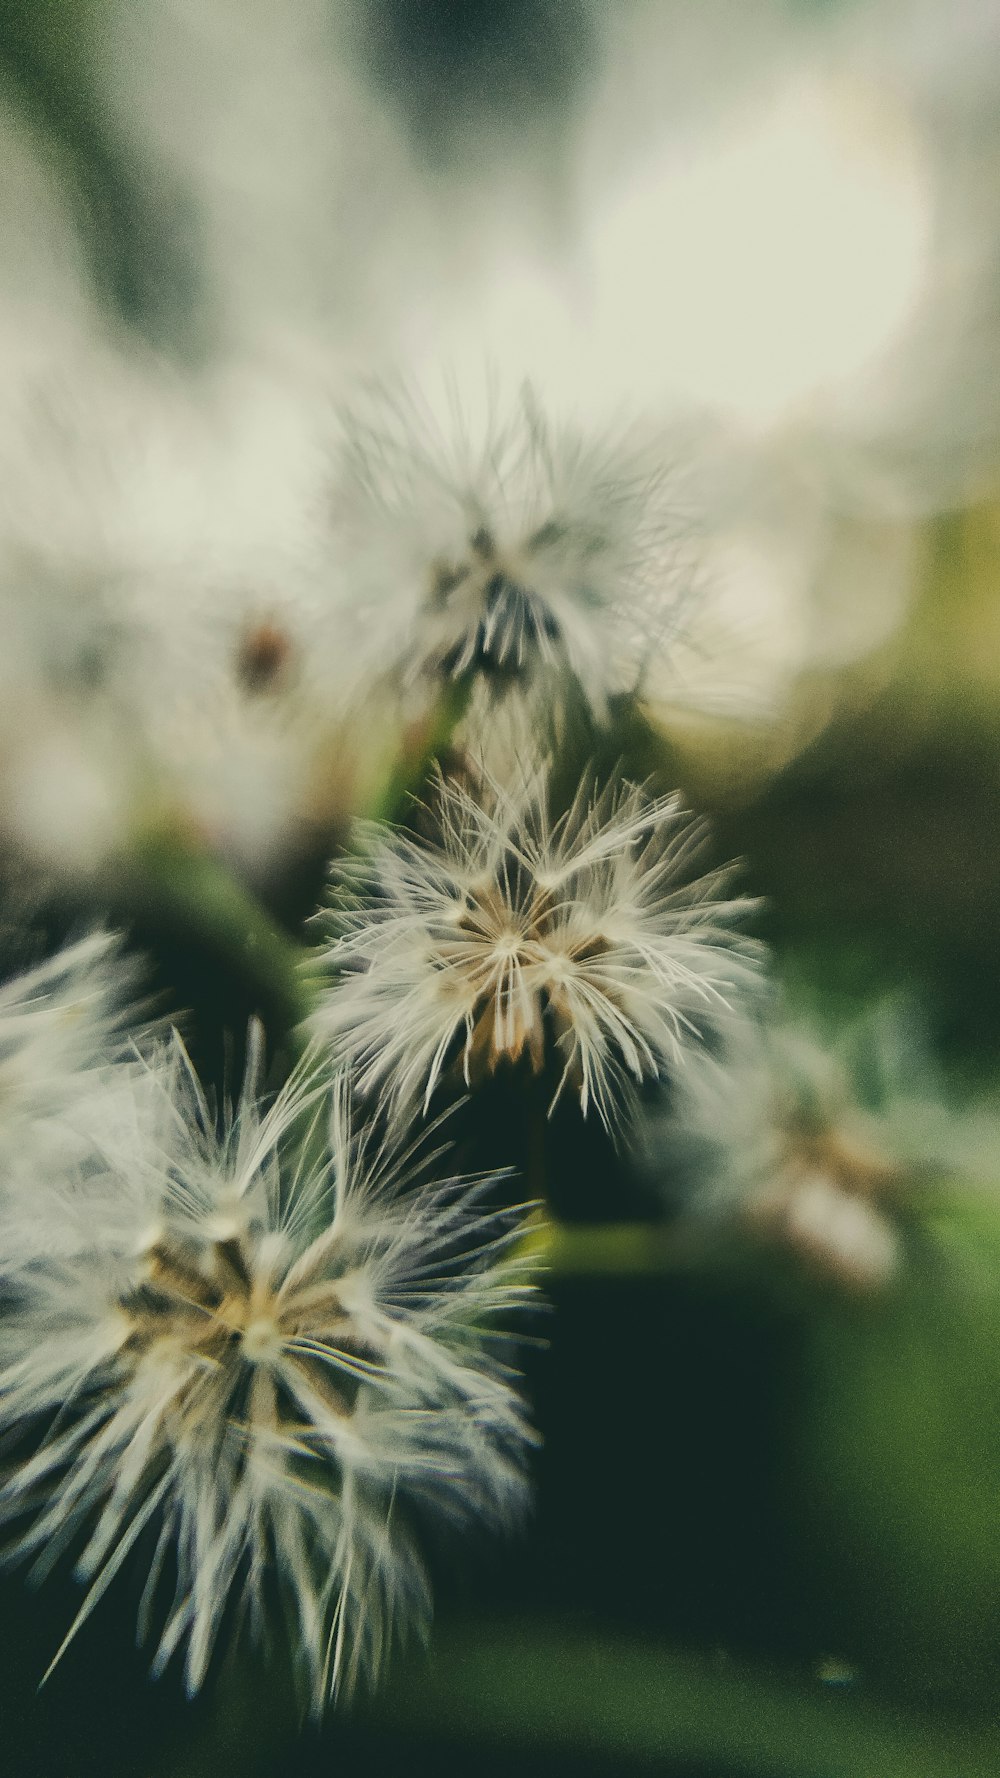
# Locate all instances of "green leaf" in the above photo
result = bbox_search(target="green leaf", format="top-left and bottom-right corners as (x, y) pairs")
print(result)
(371, 1619), (996, 1777)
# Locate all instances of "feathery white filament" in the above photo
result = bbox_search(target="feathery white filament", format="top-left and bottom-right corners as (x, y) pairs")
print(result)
(0, 932), (146, 1196)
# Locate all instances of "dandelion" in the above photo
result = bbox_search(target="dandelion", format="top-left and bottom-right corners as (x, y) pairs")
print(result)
(319, 766), (761, 1135)
(327, 382), (694, 718)
(0, 1029), (534, 1710)
(640, 1004), (973, 1289)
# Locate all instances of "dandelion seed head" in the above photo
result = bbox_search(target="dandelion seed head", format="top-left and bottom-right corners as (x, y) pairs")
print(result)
(644, 1004), (982, 1290)
(320, 768), (760, 1136)
(327, 382), (693, 718)
(0, 1035), (534, 1710)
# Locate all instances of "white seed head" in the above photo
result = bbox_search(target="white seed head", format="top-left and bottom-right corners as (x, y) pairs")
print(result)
(326, 382), (695, 717)
(643, 1004), (979, 1289)
(0, 1032), (534, 1710)
(319, 766), (761, 1136)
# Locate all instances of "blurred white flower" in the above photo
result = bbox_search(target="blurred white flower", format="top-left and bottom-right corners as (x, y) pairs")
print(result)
(325, 381), (694, 720)
(0, 1031), (534, 1709)
(643, 1002), (995, 1290)
(0, 344), (376, 879)
(319, 766), (761, 1134)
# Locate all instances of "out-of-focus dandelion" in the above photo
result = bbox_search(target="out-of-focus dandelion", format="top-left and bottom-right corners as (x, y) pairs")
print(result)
(326, 383), (694, 720)
(0, 1031), (534, 1710)
(319, 766), (761, 1135)
(642, 1003), (989, 1290)
(0, 347), (399, 883)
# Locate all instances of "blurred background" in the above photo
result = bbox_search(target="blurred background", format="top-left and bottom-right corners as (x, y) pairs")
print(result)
(4, 2), (1000, 1774)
